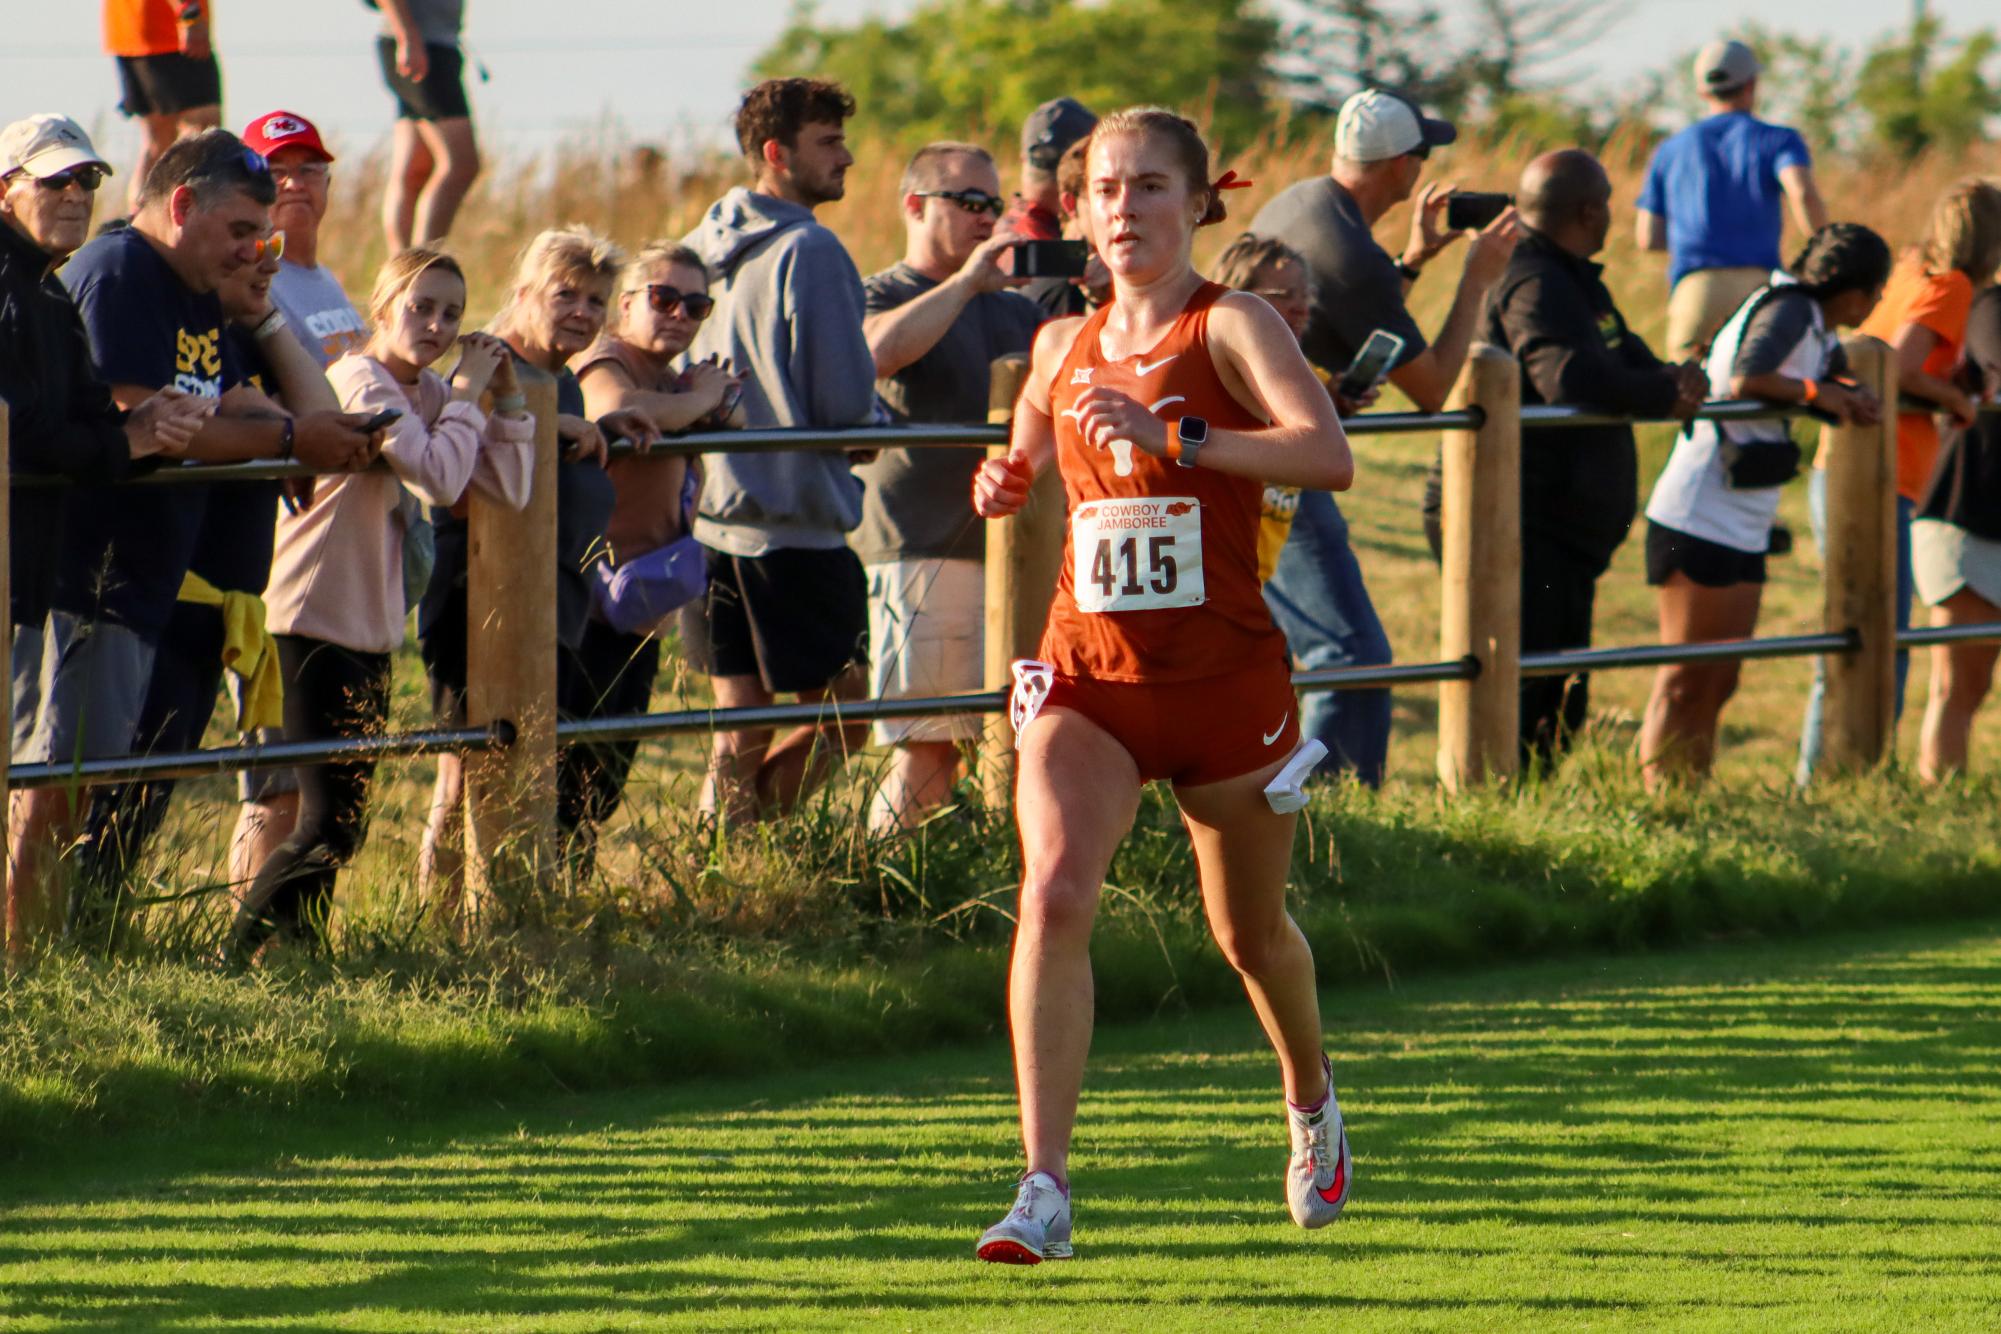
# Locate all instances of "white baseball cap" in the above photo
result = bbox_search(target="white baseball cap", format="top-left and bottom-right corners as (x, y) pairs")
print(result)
(1334, 88), (1457, 164)
(1695, 40), (1761, 95)
(0, 113), (112, 180)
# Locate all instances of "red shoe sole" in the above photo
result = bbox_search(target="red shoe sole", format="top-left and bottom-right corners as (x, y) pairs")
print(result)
(978, 1238), (1043, 1265)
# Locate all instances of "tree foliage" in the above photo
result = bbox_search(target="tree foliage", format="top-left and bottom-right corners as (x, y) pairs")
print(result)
(1277, 0), (1619, 121)
(1855, 18), (2001, 159)
(750, 0), (1282, 150)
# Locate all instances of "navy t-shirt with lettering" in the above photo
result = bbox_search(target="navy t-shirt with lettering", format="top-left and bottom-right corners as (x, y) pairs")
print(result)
(55, 227), (245, 639)
(187, 329), (280, 595)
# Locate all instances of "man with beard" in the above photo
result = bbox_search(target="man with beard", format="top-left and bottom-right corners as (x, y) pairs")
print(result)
(680, 78), (883, 822)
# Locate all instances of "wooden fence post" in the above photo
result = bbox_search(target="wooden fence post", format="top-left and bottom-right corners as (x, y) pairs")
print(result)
(1818, 334), (1897, 771)
(463, 370), (559, 919)
(1437, 344), (1522, 792)
(979, 354), (1062, 808)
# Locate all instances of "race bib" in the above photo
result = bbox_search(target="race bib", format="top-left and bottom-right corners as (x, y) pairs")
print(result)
(1072, 497), (1205, 613)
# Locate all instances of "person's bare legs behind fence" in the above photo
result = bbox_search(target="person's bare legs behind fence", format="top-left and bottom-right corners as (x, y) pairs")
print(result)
(700, 665), (870, 824)
(969, 108), (1353, 1263)
(376, 0), (480, 250)
(106, 0), (224, 215)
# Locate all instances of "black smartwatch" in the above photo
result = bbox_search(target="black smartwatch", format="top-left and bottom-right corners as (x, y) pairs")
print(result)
(1173, 415), (1208, 469)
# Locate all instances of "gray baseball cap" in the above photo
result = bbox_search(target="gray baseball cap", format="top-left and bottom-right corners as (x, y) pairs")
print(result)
(1334, 88), (1457, 164)
(0, 113), (112, 180)
(1695, 39), (1761, 95)
(1022, 97), (1097, 170)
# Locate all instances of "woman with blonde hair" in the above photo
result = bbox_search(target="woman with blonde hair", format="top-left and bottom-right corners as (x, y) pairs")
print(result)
(416, 226), (658, 904)
(970, 109), (1354, 1261)
(1797, 179), (2001, 781)
(230, 246), (534, 957)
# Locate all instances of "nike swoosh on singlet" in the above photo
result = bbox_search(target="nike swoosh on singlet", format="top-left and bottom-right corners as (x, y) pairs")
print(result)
(1148, 395), (1186, 416)
(1262, 715), (1288, 745)
(1135, 354), (1179, 376)
(1059, 405), (1087, 423)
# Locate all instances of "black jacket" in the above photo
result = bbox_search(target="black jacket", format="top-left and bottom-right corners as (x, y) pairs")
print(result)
(0, 219), (133, 626)
(1485, 229), (1681, 572)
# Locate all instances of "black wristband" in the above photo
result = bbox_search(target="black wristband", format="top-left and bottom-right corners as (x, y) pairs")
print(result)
(1395, 259), (1422, 283)
(277, 416), (295, 460)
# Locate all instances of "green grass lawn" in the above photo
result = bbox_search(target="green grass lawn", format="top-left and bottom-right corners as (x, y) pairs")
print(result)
(4, 920), (1998, 1331)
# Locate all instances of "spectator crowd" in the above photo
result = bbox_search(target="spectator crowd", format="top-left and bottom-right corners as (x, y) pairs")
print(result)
(6, 20), (2001, 957)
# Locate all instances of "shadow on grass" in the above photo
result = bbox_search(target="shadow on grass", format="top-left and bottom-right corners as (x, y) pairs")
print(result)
(2, 921), (1998, 1328)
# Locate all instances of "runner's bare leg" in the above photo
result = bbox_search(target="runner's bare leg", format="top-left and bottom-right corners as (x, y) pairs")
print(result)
(1176, 761), (1328, 1106)
(1010, 707), (1141, 1181)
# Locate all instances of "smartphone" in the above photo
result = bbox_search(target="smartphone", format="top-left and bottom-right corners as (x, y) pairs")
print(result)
(1445, 190), (1513, 231)
(1010, 239), (1089, 280)
(359, 408), (403, 433)
(1337, 330), (1407, 402)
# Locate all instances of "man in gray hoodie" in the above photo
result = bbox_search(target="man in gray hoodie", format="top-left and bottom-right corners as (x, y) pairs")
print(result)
(681, 77), (882, 822)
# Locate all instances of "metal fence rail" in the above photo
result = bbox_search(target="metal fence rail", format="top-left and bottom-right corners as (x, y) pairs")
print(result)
(26, 622), (2001, 792)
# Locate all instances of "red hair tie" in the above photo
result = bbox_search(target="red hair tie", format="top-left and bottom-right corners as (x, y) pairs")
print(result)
(1210, 170), (1253, 192)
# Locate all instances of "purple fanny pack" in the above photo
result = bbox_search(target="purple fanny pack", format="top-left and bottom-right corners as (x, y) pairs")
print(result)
(589, 472), (708, 636)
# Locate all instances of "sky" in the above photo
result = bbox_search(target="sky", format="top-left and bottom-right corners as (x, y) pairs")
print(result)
(2, 0), (1988, 166)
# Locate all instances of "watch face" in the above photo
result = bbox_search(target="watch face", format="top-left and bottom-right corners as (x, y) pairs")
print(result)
(1179, 416), (1209, 445)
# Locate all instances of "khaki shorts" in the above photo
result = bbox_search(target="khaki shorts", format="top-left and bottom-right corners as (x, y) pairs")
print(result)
(866, 557), (983, 746)
(1665, 267), (1769, 361)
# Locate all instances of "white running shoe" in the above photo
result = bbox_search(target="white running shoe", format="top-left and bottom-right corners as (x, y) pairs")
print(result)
(976, 1170), (1074, 1264)
(1286, 1058), (1352, 1228)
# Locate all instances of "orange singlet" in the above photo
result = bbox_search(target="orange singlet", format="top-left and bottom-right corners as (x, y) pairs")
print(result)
(1024, 280), (1301, 785)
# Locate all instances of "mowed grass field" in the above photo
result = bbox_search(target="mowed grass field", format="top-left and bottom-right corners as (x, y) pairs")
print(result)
(5, 918), (1998, 1331)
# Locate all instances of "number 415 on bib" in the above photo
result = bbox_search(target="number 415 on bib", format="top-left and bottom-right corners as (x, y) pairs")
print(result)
(1072, 497), (1206, 613)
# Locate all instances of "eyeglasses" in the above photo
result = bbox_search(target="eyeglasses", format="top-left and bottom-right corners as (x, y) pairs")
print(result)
(643, 285), (713, 320)
(915, 189), (1005, 217)
(252, 230), (286, 262)
(272, 160), (329, 184)
(20, 165), (108, 193)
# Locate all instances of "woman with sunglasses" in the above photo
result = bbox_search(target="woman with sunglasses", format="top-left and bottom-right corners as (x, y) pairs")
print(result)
(229, 246), (533, 959)
(571, 242), (744, 850)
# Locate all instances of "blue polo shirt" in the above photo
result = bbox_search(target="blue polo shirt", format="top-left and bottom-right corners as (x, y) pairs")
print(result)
(1637, 111), (1812, 286)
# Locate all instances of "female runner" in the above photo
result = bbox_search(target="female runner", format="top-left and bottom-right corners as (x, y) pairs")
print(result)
(971, 107), (1355, 1263)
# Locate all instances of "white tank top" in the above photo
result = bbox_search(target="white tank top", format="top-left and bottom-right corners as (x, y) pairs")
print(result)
(1645, 273), (1838, 553)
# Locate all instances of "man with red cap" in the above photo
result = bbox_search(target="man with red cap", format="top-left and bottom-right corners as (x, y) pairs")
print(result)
(229, 109), (372, 885)
(241, 111), (366, 370)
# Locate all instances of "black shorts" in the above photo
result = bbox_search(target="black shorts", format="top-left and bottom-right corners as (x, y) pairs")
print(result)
(116, 53), (222, 118)
(1645, 521), (1767, 588)
(679, 545), (868, 693)
(419, 585), (469, 723)
(377, 36), (471, 121)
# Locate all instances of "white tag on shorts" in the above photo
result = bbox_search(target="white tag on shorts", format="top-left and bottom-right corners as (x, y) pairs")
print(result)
(1010, 658), (1054, 749)
(1071, 497), (1205, 613)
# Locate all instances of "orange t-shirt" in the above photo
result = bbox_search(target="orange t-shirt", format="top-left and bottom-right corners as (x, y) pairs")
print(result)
(1855, 255), (1973, 502)
(104, 0), (190, 57)
(1039, 282), (1290, 684)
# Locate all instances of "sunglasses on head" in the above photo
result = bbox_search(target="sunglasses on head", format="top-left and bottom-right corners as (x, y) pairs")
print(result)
(22, 164), (108, 193)
(643, 285), (713, 320)
(252, 230), (285, 263)
(915, 188), (1004, 217)
(241, 146), (271, 176)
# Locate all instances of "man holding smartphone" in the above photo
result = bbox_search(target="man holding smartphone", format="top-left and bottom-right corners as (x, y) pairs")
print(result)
(1251, 86), (1520, 785)
(858, 142), (1040, 833)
